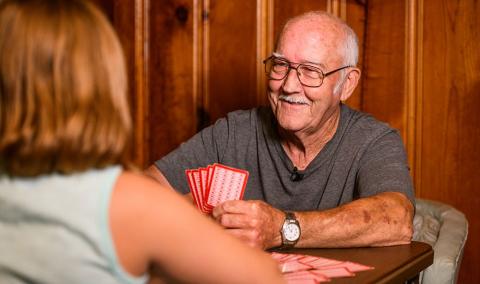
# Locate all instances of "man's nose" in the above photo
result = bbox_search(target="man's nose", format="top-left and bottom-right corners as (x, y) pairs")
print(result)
(282, 67), (302, 93)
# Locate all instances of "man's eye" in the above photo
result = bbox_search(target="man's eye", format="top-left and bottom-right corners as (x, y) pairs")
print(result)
(271, 61), (289, 73)
(300, 66), (321, 78)
(273, 61), (289, 67)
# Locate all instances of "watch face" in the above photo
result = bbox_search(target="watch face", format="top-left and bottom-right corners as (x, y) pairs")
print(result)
(284, 223), (300, 241)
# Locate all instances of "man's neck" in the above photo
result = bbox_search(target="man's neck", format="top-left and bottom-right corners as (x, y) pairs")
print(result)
(279, 107), (341, 170)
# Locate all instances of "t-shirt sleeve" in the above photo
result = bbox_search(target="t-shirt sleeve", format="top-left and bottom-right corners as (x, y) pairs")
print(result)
(356, 130), (415, 206)
(154, 118), (229, 194)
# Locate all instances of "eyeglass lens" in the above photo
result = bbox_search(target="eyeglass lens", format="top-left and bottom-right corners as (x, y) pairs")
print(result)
(265, 57), (324, 87)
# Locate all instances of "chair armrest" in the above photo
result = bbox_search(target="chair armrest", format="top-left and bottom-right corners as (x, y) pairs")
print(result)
(414, 198), (468, 284)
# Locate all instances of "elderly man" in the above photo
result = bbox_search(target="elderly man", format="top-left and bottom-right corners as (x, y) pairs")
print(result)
(146, 11), (414, 250)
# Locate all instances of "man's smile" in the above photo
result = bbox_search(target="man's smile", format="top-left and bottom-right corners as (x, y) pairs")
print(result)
(278, 94), (310, 105)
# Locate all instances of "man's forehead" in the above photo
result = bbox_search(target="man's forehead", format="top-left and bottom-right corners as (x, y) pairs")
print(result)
(276, 24), (343, 67)
(275, 37), (338, 68)
(272, 52), (327, 68)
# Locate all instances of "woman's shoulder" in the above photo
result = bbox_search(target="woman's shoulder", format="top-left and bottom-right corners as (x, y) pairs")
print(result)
(117, 170), (158, 188)
(113, 170), (189, 209)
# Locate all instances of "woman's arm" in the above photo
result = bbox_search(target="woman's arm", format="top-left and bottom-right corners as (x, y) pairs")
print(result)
(110, 171), (284, 284)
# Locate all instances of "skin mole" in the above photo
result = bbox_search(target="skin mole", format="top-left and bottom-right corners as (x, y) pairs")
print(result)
(363, 210), (371, 223)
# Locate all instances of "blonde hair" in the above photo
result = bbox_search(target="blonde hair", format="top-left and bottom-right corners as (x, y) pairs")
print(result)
(0, 0), (131, 177)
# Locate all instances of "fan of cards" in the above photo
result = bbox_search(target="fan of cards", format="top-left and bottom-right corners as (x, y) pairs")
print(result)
(185, 163), (249, 214)
(271, 252), (374, 284)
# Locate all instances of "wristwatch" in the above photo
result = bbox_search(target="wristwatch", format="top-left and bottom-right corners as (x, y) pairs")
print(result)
(280, 212), (301, 248)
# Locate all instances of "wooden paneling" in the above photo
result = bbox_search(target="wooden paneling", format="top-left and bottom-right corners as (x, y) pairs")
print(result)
(363, 0), (480, 282)
(420, 0), (480, 282)
(345, 0), (366, 110)
(147, 0), (197, 164)
(205, 0), (258, 124)
(273, 0), (327, 39)
(404, 0), (423, 191)
(362, 1), (407, 138)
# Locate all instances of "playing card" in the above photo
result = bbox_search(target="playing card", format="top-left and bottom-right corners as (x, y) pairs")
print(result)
(283, 270), (329, 282)
(205, 163), (248, 208)
(271, 252), (374, 283)
(310, 267), (354, 278)
(301, 257), (343, 267)
(191, 170), (205, 211)
(279, 260), (314, 273)
(185, 170), (203, 211)
(319, 261), (374, 272)
(185, 163), (249, 214)
(284, 278), (318, 284)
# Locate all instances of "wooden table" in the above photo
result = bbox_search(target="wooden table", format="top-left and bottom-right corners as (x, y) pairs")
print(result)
(278, 241), (433, 284)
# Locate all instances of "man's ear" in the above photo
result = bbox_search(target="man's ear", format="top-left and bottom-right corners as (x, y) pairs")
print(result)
(339, 67), (361, 101)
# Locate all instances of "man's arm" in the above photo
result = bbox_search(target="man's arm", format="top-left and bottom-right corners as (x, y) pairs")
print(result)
(145, 165), (193, 202)
(212, 191), (413, 249)
(145, 165), (172, 187)
(296, 191), (413, 247)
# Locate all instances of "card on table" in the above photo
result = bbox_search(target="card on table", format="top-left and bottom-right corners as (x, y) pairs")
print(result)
(185, 163), (249, 214)
(271, 252), (374, 284)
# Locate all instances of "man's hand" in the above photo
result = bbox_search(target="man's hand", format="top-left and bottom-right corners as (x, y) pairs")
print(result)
(212, 200), (285, 249)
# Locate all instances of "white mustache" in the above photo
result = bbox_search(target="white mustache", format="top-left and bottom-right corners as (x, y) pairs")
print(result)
(278, 94), (310, 105)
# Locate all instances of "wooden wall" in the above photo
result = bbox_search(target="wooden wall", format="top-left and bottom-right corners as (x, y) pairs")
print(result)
(364, 1), (480, 283)
(419, 1), (479, 282)
(93, 0), (479, 282)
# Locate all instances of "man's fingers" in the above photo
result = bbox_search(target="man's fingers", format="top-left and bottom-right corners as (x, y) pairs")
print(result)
(216, 199), (271, 215)
(225, 229), (264, 249)
(217, 213), (259, 229)
(212, 200), (250, 218)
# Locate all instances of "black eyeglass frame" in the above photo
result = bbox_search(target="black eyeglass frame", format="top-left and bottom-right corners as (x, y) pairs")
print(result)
(262, 55), (352, 88)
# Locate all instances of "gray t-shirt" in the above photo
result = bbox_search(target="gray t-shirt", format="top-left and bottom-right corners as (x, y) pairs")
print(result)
(155, 104), (414, 211)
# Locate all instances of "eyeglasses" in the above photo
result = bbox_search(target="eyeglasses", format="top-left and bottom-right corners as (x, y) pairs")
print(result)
(263, 55), (351, 88)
